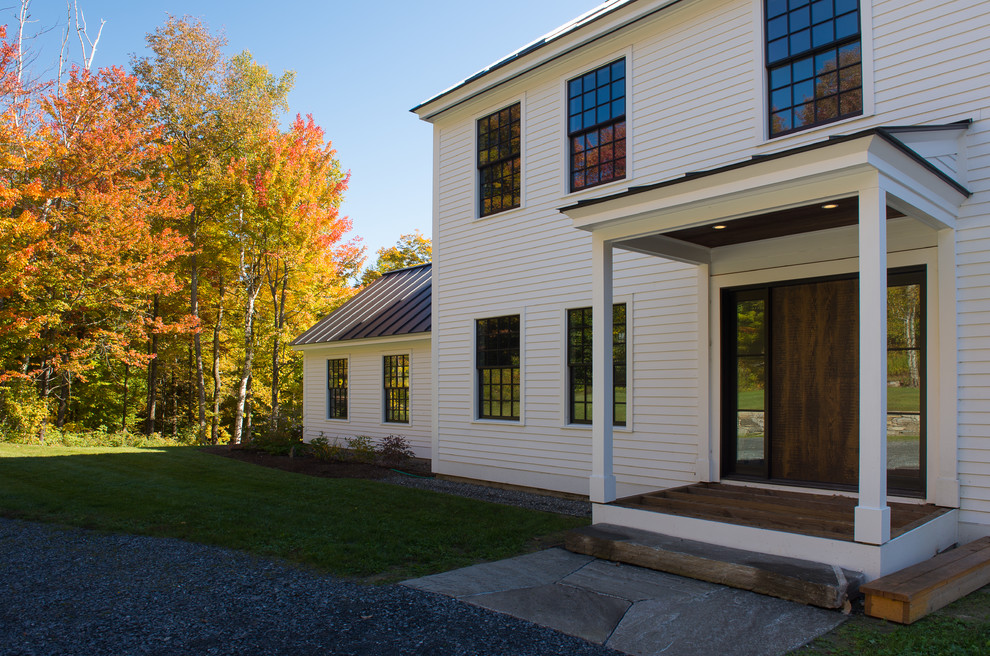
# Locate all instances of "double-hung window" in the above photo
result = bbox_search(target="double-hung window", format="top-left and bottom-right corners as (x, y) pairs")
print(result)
(327, 358), (348, 419)
(383, 355), (410, 424)
(477, 315), (521, 420)
(568, 58), (626, 192)
(567, 304), (627, 425)
(478, 103), (521, 217)
(766, 0), (862, 137)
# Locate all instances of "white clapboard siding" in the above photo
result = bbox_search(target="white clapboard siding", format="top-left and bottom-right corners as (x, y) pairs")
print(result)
(301, 338), (432, 458)
(425, 0), (990, 518)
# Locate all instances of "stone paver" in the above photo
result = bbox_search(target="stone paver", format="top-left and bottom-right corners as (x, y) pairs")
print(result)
(402, 548), (846, 656)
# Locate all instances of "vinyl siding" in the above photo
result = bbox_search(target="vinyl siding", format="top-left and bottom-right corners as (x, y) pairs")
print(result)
(429, 0), (990, 521)
(301, 338), (431, 458)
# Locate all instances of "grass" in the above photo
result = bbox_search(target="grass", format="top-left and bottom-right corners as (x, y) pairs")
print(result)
(794, 585), (990, 655)
(0, 444), (587, 581)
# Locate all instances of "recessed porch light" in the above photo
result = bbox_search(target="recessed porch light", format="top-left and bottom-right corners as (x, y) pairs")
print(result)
(822, 203), (839, 209)
(713, 224), (727, 230)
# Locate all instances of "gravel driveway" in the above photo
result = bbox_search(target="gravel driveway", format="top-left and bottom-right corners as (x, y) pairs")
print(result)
(0, 518), (617, 656)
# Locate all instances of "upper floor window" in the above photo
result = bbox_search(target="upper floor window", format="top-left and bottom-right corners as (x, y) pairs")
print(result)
(767, 0), (862, 137)
(477, 315), (520, 420)
(568, 59), (626, 192)
(383, 355), (410, 424)
(478, 103), (521, 217)
(327, 358), (348, 420)
(567, 304), (627, 426)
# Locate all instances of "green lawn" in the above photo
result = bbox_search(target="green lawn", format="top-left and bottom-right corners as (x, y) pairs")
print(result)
(794, 585), (990, 655)
(0, 444), (587, 581)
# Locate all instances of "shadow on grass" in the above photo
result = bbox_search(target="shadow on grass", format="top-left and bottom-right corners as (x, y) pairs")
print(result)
(0, 444), (587, 580)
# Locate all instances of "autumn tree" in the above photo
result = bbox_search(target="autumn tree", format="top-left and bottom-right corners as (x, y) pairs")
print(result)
(0, 62), (188, 427)
(360, 231), (431, 285)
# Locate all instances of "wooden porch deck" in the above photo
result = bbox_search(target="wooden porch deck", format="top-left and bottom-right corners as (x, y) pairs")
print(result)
(612, 482), (951, 542)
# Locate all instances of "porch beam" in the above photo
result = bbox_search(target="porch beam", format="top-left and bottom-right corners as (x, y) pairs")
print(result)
(590, 233), (616, 503)
(615, 235), (711, 265)
(855, 183), (891, 545)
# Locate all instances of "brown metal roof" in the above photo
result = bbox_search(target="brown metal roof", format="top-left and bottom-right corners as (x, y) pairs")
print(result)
(290, 263), (431, 346)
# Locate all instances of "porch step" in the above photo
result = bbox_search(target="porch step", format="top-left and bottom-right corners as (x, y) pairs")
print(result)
(565, 523), (865, 610)
(860, 537), (990, 624)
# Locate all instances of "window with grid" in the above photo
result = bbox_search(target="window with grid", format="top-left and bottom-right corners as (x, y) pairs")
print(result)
(478, 103), (521, 217)
(327, 358), (348, 419)
(567, 304), (627, 425)
(767, 0), (862, 137)
(383, 354), (410, 424)
(567, 58), (626, 192)
(477, 315), (520, 420)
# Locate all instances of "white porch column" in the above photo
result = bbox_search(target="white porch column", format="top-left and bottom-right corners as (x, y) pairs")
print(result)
(855, 184), (891, 545)
(936, 227), (960, 507)
(590, 233), (616, 503)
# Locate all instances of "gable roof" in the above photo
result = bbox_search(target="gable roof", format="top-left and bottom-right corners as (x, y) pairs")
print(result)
(290, 263), (431, 346)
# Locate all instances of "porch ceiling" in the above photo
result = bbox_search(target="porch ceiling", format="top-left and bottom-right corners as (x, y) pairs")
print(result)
(660, 198), (905, 248)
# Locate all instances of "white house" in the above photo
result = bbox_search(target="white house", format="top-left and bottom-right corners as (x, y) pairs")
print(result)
(406, 0), (990, 579)
(291, 263), (432, 458)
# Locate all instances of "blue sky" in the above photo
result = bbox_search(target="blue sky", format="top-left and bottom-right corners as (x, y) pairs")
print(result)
(11, 0), (599, 261)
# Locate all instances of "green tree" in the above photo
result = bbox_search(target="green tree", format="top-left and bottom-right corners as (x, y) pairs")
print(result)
(360, 231), (431, 285)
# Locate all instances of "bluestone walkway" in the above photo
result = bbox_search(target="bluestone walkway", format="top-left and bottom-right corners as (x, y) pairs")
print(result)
(402, 548), (846, 656)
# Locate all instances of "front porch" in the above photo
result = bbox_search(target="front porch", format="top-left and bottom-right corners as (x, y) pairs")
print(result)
(559, 124), (972, 578)
(612, 482), (951, 543)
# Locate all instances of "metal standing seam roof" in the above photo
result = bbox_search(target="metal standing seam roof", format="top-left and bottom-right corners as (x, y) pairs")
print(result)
(290, 263), (431, 346)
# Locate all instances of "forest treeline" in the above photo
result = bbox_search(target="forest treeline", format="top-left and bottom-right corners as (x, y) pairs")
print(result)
(0, 11), (429, 445)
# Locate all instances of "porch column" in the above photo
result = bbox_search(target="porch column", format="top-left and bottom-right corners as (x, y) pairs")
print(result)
(855, 184), (891, 545)
(590, 233), (616, 503)
(935, 227), (960, 507)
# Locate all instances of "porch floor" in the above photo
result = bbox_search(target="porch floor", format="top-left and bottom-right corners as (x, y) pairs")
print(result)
(612, 482), (951, 542)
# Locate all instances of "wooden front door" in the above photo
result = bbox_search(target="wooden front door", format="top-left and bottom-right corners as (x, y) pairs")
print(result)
(721, 270), (925, 493)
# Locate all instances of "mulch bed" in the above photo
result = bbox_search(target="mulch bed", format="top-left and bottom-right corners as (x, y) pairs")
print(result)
(201, 445), (434, 480)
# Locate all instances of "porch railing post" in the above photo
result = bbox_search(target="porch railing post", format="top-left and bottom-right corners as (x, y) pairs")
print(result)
(855, 183), (891, 545)
(590, 233), (616, 503)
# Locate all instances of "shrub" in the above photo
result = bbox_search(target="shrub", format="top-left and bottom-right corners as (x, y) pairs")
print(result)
(345, 435), (376, 463)
(0, 384), (48, 443)
(376, 434), (414, 466)
(310, 435), (344, 461)
(251, 430), (303, 456)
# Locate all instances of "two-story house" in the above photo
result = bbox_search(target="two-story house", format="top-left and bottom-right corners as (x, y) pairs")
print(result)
(405, 0), (989, 580)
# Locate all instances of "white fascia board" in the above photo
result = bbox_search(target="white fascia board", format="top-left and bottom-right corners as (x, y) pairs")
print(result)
(413, 0), (676, 122)
(289, 333), (431, 352)
(865, 138), (968, 230)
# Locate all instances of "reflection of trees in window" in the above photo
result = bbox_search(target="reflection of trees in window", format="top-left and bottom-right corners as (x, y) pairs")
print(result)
(568, 59), (626, 191)
(327, 359), (348, 419)
(384, 355), (410, 424)
(477, 315), (521, 420)
(567, 304), (626, 425)
(767, 0), (862, 137)
(478, 103), (521, 217)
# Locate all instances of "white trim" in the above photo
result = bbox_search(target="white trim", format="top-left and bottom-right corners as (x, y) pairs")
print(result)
(590, 233), (617, 503)
(431, 123), (441, 470)
(473, 95), (527, 222)
(381, 351), (414, 428)
(559, 47), (635, 200)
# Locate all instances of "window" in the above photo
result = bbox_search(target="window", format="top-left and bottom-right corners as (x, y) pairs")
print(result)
(568, 58), (626, 192)
(766, 0), (862, 137)
(327, 358), (348, 419)
(477, 315), (520, 420)
(478, 103), (521, 217)
(567, 304), (627, 425)
(383, 355), (410, 424)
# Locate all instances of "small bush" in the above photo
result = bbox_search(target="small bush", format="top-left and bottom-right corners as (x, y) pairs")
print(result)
(251, 431), (303, 456)
(345, 435), (376, 463)
(310, 435), (344, 461)
(376, 434), (414, 466)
